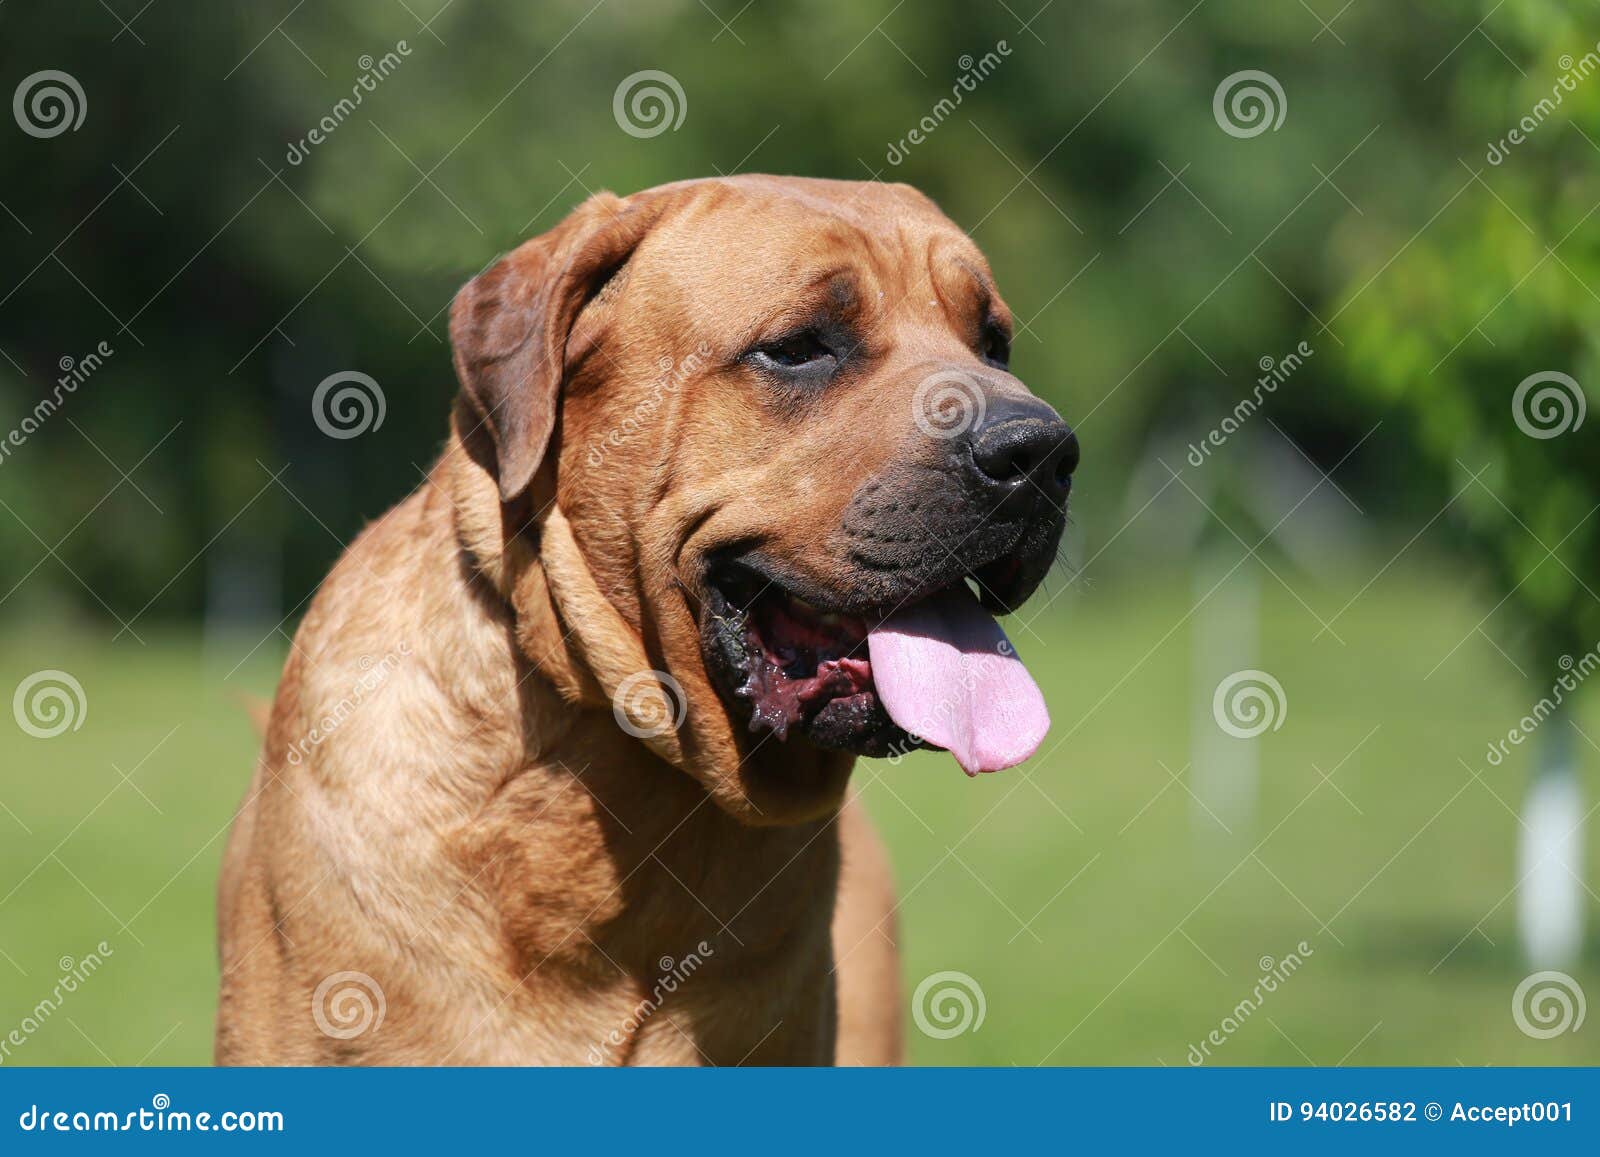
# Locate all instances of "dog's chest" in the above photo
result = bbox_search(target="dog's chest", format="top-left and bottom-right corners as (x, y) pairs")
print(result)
(459, 758), (841, 982)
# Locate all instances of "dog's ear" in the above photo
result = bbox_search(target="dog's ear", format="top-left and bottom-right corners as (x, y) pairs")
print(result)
(450, 191), (661, 502)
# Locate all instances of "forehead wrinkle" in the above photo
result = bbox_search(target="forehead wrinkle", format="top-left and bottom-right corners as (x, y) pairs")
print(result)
(922, 239), (994, 335)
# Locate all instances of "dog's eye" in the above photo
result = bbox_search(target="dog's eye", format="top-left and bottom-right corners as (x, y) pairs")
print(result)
(981, 325), (1011, 370)
(749, 331), (837, 375)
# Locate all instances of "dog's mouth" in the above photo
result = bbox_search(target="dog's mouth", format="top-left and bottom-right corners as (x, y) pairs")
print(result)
(703, 564), (894, 755)
(699, 557), (1051, 774)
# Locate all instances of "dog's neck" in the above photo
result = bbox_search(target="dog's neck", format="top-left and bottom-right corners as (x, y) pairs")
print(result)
(441, 419), (688, 767)
(429, 417), (844, 1023)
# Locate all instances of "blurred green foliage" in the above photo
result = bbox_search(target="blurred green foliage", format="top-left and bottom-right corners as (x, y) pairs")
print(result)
(1336, 2), (1600, 664)
(0, 0), (1592, 665)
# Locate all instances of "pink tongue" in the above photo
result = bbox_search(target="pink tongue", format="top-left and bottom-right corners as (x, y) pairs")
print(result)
(866, 585), (1049, 775)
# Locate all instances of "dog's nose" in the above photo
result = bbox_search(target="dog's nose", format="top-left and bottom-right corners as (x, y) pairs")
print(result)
(967, 397), (1079, 496)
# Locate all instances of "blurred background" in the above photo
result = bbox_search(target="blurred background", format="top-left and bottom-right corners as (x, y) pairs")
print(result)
(1, 0), (1598, 1065)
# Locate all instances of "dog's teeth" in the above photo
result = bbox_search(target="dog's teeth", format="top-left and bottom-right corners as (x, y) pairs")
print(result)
(816, 611), (843, 626)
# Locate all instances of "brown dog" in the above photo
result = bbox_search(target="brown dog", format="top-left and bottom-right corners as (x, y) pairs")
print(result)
(215, 175), (1077, 1065)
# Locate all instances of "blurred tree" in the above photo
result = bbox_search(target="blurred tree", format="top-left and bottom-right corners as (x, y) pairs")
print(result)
(1335, 0), (1600, 666)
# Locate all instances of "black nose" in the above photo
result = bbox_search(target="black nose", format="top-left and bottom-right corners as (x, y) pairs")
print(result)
(967, 397), (1079, 494)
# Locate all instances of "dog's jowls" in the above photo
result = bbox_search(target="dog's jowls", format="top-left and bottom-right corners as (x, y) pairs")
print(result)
(215, 176), (1076, 1065)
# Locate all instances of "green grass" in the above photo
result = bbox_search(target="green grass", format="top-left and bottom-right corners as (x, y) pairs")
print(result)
(1, 559), (1597, 1066)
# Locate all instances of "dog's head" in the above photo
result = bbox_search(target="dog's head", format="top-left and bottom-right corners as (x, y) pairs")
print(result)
(450, 176), (1076, 824)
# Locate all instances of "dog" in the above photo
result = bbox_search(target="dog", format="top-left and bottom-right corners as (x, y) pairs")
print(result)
(214, 175), (1077, 1065)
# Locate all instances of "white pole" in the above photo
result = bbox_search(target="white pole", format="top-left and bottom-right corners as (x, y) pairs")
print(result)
(1191, 547), (1260, 840)
(1517, 719), (1585, 969)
